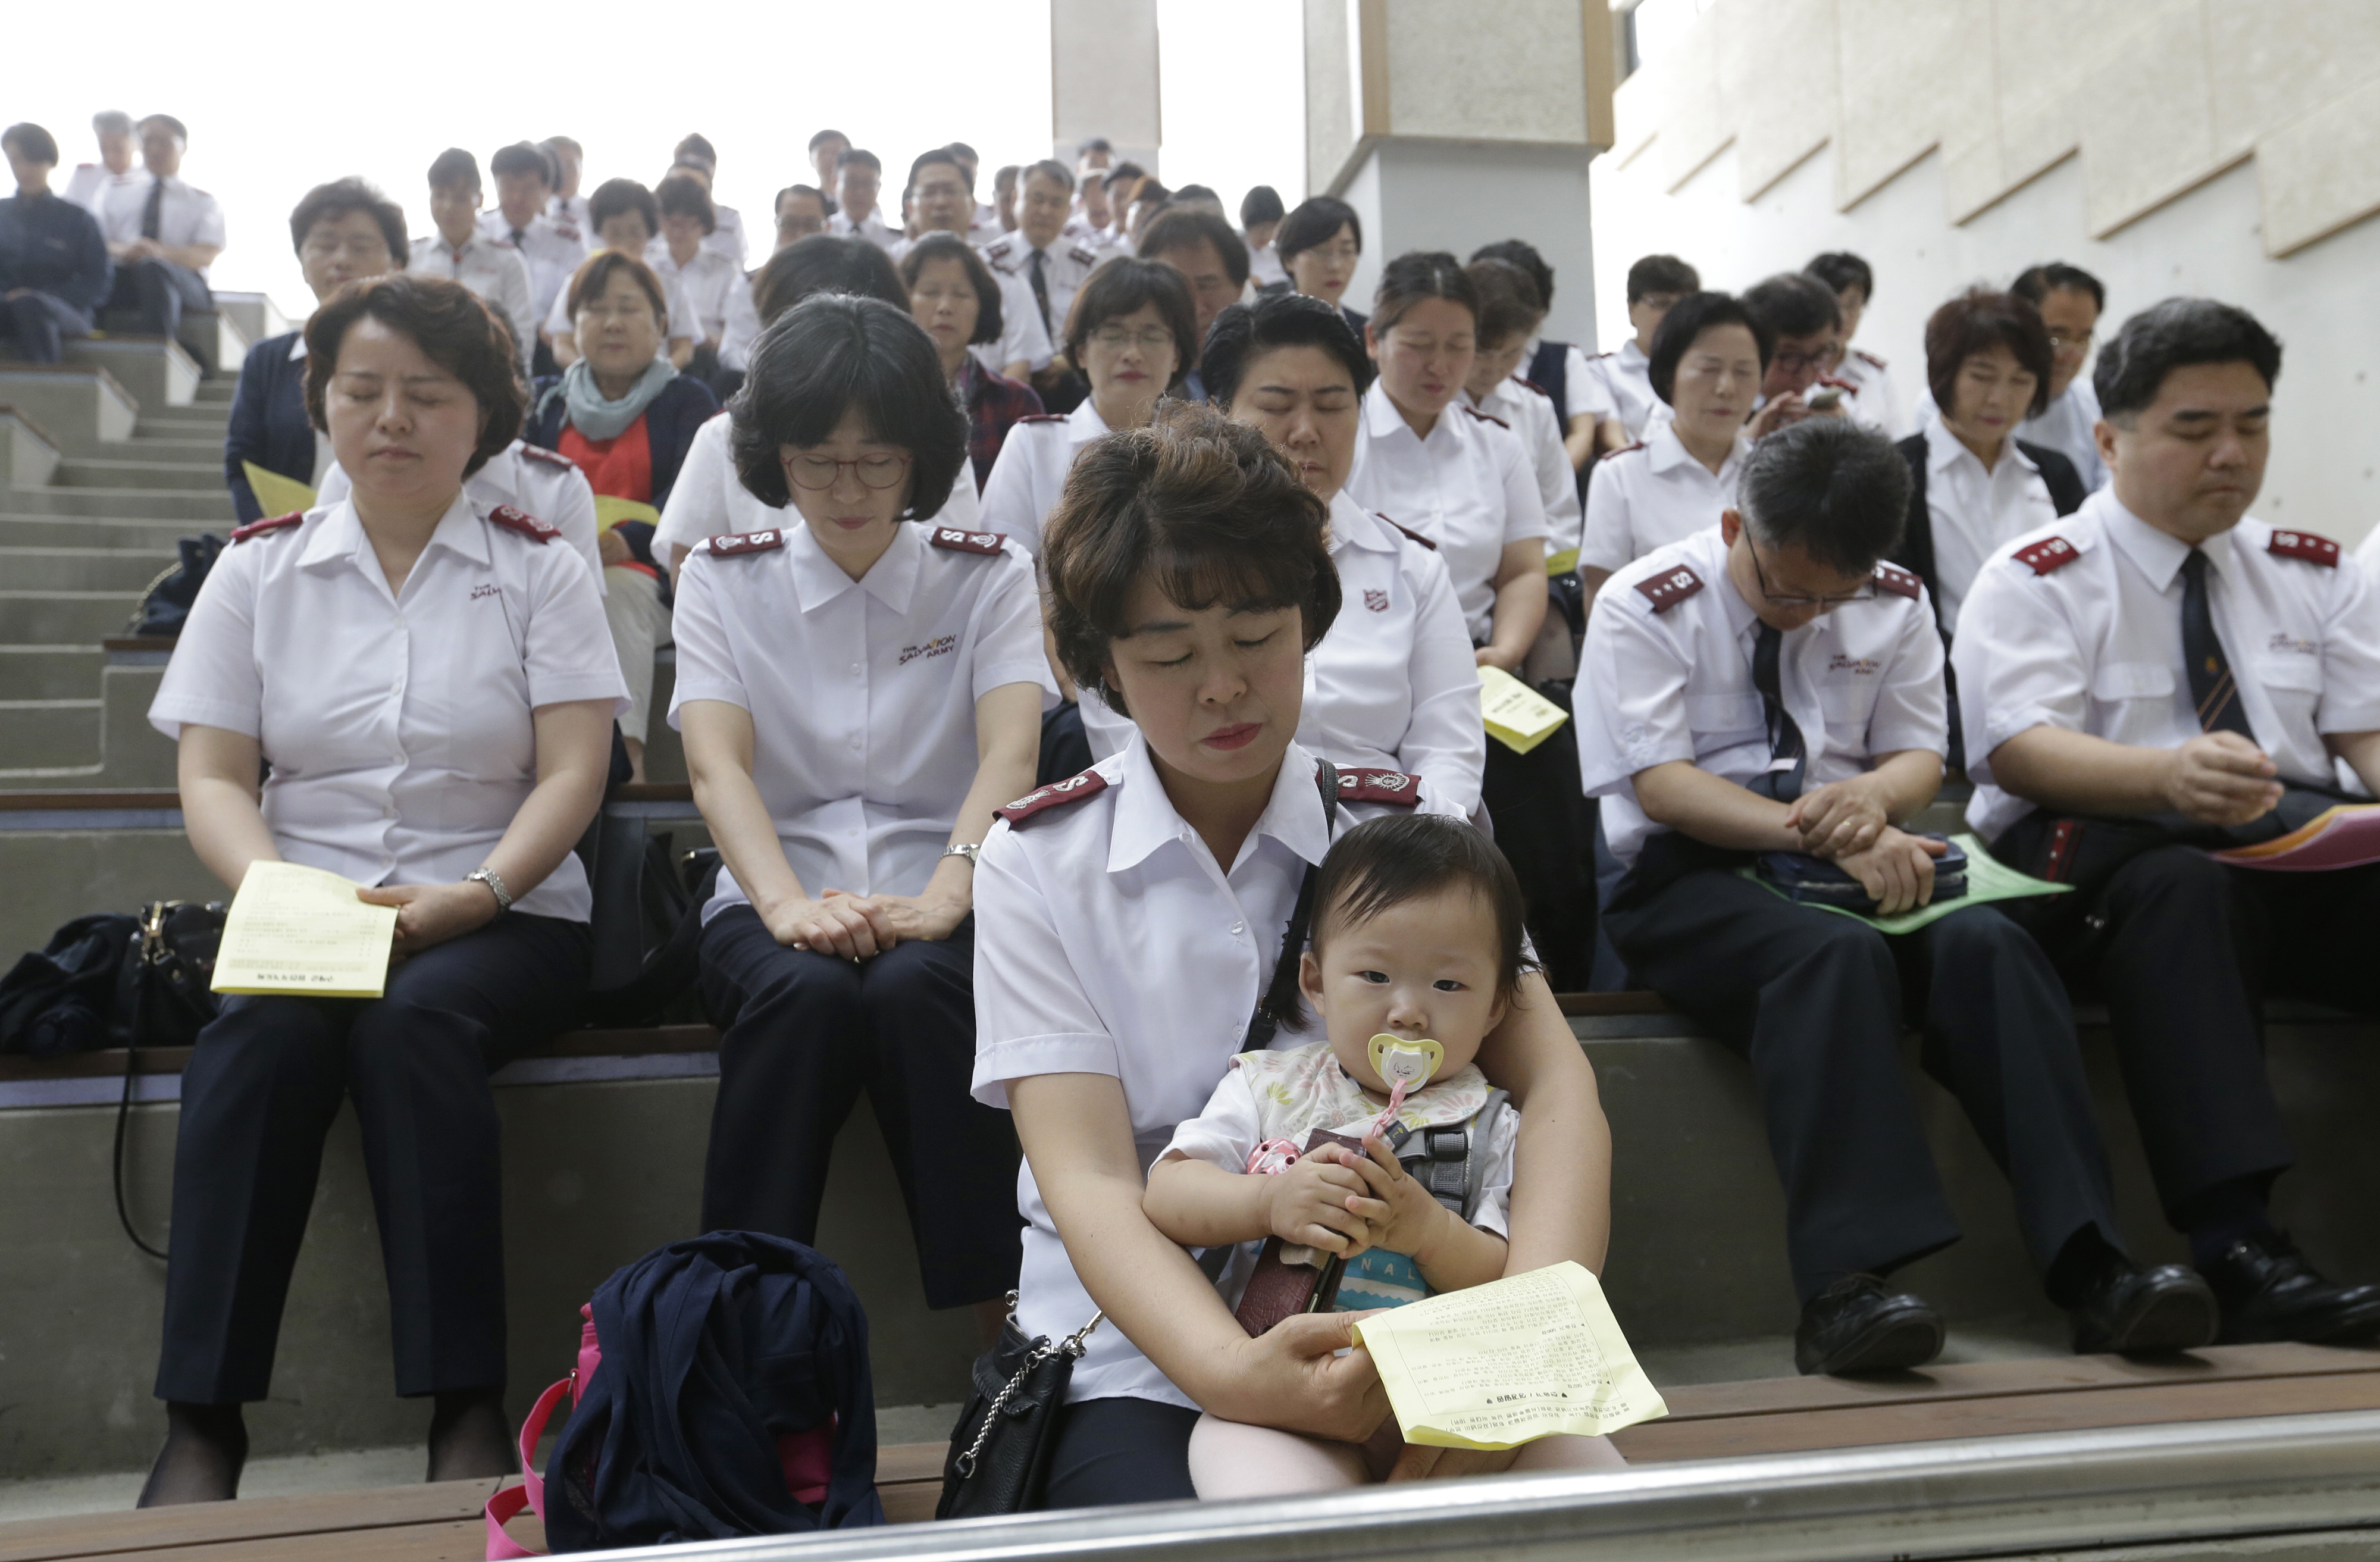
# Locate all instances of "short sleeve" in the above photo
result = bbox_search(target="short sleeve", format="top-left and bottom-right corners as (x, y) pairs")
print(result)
(545, 463), (606, 591)
(1491, 427), (1549, 548)
(1573, 586), (1699, 793)
(1865, 600), (1950, 759)
(971, 555), (1061, 708)
(193, 193), (227, 249)
(1577, 458), (1636, 573)
(1950, 561), (2091, 781)
(2316, 562), (2380, 734)
(653, 418), (734, 559)
(522, 543), (631, 712)
(665, 552), (750, 720)
(1564, 346), (1614, 422)
(148, 541), (262, 740)
(977, 428), (1046, 555)
(1467, 1102), (1520, 1238)
(970, 824), (1125, 1107)
(1157, 1066), (1261, 1169)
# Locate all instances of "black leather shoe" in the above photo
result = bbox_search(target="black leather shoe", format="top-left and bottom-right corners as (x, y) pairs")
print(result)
(2202, 1231), (2380, 1345)
(1795, 1274), (1945, 1376)
(2068, 1261), (2218, 1356)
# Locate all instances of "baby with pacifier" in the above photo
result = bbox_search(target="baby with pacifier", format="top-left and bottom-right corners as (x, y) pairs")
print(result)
(1143, 812), (1625, 1495)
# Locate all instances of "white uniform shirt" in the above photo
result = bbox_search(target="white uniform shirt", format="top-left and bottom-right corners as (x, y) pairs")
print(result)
(652, 412), (979, 566)
(704, 204), (747, 269)
(2016, 378), (2109, 494)
(669, 519), (1056, 919)
(1953, 490), (2380, 842)
(977, 233), (1110, 350)
(718, 274), (763, 373)
(977, 402), (1107, 556)
(827, 209), (900, 253)
(1467, 375), (1582, 561)
(478, 210), (585, 323)
(407, 233), (536, 377)
(1920, 419), (2060, 635)
(547, 194), (589, 240)
(95, 174), (225, 277)
(1344, 383), (1548, 643)
(1576, 525), (1948, 870)
(1081, 490), (1488, 816)
(970, 735), (1453, 1408)
(1578, 421), (1748, 576)
(148, 493), (627, 920)
(66, 165), (143, 223)
(1579, 340), (1655, 437)
(1247, 240), (1287, 290)
(542, 251), (703, 349)
(643, 240), (741, 345)
(318, 439), (604, 594)
(1835, 348), (1907, 440)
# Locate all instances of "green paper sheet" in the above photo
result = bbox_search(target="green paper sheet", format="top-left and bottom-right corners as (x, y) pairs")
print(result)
(1737, 833), (2071, 934)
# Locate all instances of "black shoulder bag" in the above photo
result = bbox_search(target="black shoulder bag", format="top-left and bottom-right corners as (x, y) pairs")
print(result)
(111, 900), (226, 1258)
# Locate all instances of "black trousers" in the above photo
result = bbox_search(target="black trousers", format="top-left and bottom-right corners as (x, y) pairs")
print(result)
(1040, 1397), (1198, 1508)
(1607, 850), (2119, 1303)
(108, 258), (212, 343)
(2000, 846), (2380, 1226)
(1482, 733), (1596, 992)
(1, 290), (93, 363)
(155, 913), (589, 1405)
(697, 906), (1020, 1309)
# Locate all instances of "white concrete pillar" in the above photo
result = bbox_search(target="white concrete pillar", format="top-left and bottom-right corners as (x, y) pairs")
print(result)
(1304, 0), (1618, 348)
(1052, 0), (1163, 177)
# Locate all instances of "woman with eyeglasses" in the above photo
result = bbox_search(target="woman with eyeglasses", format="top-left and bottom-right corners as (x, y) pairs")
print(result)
(672, 294), (1053, 1334)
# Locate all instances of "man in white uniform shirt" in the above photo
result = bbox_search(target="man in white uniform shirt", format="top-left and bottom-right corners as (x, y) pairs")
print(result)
(480, 142), (584, 337)
(543, 179), (699, 370)
(668, 136), (746, 268)
(96, 114), (223, 349)
(409, 149), (536, 379)
(978, 160), (1110, 402)
(541, 136), (587, 238)
(1953, 298), (2380, 1347)
(61, 110), (137, 217)
(898, 149), (1049, 381)
(1579, 417), (2216, 1376)
(826, 149), (899, 253)
(807, 129), (849, 208)
(1583, 252), (1700, 448)
(1808, 252), (1907, 440)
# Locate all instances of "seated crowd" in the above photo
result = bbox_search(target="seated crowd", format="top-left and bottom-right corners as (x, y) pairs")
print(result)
(8, 112), (2379, 1519)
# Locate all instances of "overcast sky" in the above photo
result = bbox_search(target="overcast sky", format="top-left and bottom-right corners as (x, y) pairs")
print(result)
(13, 0), (1307, 313)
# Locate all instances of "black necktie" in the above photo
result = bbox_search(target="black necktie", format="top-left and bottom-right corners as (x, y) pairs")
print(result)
(510, 226), (528, 250)
(1028, 248), (1053, 339)
(1749, 622), (1808, 802)
(140, 178), (164, 242)
(2181, 548), (2255, 741)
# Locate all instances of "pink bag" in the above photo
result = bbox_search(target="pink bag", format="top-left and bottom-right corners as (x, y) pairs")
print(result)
(483, 1306), (835, 1559)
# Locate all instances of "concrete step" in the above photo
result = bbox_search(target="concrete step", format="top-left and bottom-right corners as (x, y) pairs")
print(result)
(51, 458), (226, 492)
(64, 338), (197, 411)
(192, 380), (235, 405)
(0, 366), (139, 447)
(0, 644), (104, 699)
(0, 700), (101, 768)
(0, 489), (234, 521)
(48, 427), (221, 461)
(214, 291), (296, 346)
(0, 515), (212, 549)
(0, 411), (60, 489)
(92, 663), (177, 785)
(136, 406), (230, 436)
(0, 592), (138, 643)
(0, 547), (179, 592)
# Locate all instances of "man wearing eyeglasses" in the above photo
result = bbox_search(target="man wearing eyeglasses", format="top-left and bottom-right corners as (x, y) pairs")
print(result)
(1743, 272), (1861, 441)
(2011, 262), (2110, 492)
(1575, 417), (2216, 1377)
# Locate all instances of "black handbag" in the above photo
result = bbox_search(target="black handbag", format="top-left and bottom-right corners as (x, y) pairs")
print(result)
(126, 534), (224, 638)
(935, 1296), (1101, 1519)
(110, 901), (227, 1259)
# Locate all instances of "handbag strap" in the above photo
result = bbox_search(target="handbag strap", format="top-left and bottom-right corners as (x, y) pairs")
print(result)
(481, 1372), (576, 1558)
(1245, 759), (1341, 1047)
(112, 906), (169, 1260)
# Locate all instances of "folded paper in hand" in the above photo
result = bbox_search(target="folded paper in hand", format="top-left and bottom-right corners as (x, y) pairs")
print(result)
(211, 862), (398, 998)
(1350, 1261), (1667, 1450)
(2212, 804), (2380, 872)
(1478, 666), (1569, 756)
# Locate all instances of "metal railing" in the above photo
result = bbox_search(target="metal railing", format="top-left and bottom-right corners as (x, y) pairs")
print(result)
(578, 1409), (2380, 1562)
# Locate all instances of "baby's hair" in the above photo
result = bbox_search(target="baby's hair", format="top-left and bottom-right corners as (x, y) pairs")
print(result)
(1273, 814), (1539, 1030)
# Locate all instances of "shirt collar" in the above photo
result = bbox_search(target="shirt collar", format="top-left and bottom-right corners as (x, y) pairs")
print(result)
(1618, 339), (1649, 371)
(1364, 380), (1432, 442)
(287, 334), (308, 362)
(784, 518), (920, 613)
(1926, 420), (2040, 478)
(1067, 398), (1111, 444)
(2098, 489), (2232, 591)
(1646, 418), (1743, 480)
(1327, 488), (1396, 555)
(302, 489), (484, 574)
(1105, 734), (1333, 875)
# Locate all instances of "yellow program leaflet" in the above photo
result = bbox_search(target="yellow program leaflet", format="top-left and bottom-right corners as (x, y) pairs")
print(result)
(211, 862), (398, 998)
(1478, 665), (1570, 756)
(239, 462), (317, 520)
(1351, 1262), (1667, 1450)
(593, 496), (662, 531)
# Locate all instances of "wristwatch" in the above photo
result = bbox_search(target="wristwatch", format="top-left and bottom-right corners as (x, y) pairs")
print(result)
(466, 866), (514, 912)
(941, 842), (981, 866)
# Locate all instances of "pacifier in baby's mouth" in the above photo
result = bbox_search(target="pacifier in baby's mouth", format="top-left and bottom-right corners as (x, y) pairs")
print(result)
(1366, 1034), (1444, 1135)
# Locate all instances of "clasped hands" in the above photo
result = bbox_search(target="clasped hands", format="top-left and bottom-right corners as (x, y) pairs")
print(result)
(1781, 774), (1946, 916)
(1261, 1137), (1455, 1266)
(762, 887), (967, 959)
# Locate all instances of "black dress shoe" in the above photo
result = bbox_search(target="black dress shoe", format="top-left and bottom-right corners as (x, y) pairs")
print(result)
(1795, 1274), (1945, 1376)
(2202, 1231), (2380, 1345)
(2068, 1260), (2218, 1356)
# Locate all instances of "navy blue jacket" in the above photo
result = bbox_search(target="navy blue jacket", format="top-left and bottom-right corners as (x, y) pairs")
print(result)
(224, 330), (314, 524)
(0, 192), (111, 318)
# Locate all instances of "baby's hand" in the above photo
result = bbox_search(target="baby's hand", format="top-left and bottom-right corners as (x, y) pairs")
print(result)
(1349, 1137), (1458, 1263)
(1261, 1149), (1388, 1256)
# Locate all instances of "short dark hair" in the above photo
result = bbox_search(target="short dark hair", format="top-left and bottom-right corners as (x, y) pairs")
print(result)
(1627, 253), (1700, 304)
(1137, 207), (1251, 289)
(946, 141), (979, 164)
(837, 148), (881, 173)
(2, 123), (60, 166)
(1742, 272), (1840, 340)
(1371, 251), (1476, 336)
(1924, 289), (2054, 421)
(751, 233), (907, 327)
(654, 173), (716, 235)
(897, 232), (1003, 346)
(1104, 161), (1147, 190)
(289, 177), (407, 262)
(1647, 292), (1774, 406)
(993, 164), (1021, 190)
(540, 134), (581, 161)
(1736, 417), (1909, 575)
(1172, 183), (1220, 205)
(1239, 184), (1285, 229)
(1469, 240), (1554, 308)
(727, 294), (964, 519)
(426, 148), (480, 193)
(2012, 261), (2105, 314)
(1041, 402), (1340, 717)
(1201, 293), (1376, 409)
(910, 147), (970, 192)
(489, 141), (552, 186)
(136, 114), (188, 143)
(1022, 158), (1074, 193)
(1276, 196), (1363, 267)
(1465, 259), (1545, 347)
(1064, 257), (1200, 379)
(808, 128), (848, 154)
(775, 184), (827, 217)
(1300, 813), (1539, 1026)
(588, 178), (659, 240)
(1081, 136), (1113, 155)
(2093, 298), (2282, 423)
(673, 133), (717, 171)
(305, 274), (522, 478)
(1805, 252), (1874, 302)
(566, 249), (669, 325)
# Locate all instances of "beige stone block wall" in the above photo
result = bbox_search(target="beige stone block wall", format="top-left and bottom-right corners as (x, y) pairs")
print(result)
(1382, 0), (1592, 143)
(2260, 71), (2380, 256)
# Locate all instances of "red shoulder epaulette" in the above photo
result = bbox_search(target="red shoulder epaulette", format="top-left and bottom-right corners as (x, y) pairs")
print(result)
(929, 525), (1007, 556)
(995, 768), (1109, 825)
(708, 529), (785, 556)
(1853, 348), (1887, 370)
(1598, 441), (1646, 463)
(230, 511), (303, 543)
(1337, 766), (1422, 807)
(1634, 563), (1704, 613)
(2268, 529), (2341, 568)
(1017, 413), (1067, 424)
(1461, 406), (1510, 430)
(2013, 536), (2081, 575)
(1376, 514), (1436, 552)
(488, 505), (559, 543)
(516, 444), (577, 471)
(1872, 561), (1923, 600)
